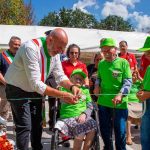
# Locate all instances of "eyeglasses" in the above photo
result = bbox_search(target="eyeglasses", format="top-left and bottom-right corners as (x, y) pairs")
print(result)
(74, 77), (84, 83)
(70, 52), (78, 55)
(101, 47), (116, 53)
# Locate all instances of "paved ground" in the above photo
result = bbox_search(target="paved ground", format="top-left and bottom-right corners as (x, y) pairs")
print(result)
(6, 101), (141, 150)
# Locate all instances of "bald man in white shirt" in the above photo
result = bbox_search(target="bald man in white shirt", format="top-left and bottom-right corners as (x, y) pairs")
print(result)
(5, 28), (80, 150)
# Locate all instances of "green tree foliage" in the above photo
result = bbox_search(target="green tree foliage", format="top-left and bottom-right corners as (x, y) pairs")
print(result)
(39, 7), (98, 29)
(0, 0), (35, 25)
(39, 11), (59, 26)
(39, 9), (134, 31)
(98, 15), (134, 31)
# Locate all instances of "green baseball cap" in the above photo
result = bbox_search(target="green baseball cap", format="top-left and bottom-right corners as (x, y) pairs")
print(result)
(71, 69), (87, 79)
(100, 38), (116, 48)
(139, 36), (150, 52)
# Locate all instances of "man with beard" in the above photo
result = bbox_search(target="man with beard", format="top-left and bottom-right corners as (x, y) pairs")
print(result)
(4, 28), (80, 150)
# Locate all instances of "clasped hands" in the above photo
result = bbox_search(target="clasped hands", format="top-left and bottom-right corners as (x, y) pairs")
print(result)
(62, 85), (82, 104)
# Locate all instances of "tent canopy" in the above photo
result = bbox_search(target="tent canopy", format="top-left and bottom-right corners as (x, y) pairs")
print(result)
(0, 25), (149, 54)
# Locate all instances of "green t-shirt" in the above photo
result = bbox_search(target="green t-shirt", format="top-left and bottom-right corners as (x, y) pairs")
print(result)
(60, 86), (92, 119)
(143, 66), (150, 91)
(128, 80), (141, 103)
(97, 57), (132, 109)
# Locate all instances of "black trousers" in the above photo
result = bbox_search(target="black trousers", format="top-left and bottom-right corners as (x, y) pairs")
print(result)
(5, 84), (43, 150)
(45, 74), (59, 129)
(48, 97), (60, 129)
(48, 96), (55, 129)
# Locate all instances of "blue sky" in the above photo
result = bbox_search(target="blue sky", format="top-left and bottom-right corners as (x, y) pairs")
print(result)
(24, 0), (150, 32)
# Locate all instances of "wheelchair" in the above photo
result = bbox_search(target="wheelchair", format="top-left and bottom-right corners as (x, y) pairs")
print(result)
(50, 98), (101, 150)
(0, 116), (7, 133)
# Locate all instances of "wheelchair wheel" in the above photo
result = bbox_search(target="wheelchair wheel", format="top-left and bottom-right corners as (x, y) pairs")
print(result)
(91, 134), (101, 150)
(51, 129), (59, 150)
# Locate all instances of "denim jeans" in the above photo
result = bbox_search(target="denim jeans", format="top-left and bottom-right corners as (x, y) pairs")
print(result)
(141, 99), (150, 150)
(98, 105), (128, 150)
(5, 84), (43, 150)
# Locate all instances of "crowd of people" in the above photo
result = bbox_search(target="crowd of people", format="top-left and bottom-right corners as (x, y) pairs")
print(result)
(0, 28), (150, 150)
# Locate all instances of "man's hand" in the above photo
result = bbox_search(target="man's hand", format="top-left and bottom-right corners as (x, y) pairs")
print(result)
(60, 80), (81, 96)
(0, 73), (6, 85)
(112, 93), (122, 106)
(71, 85), (81, 97)
(77, 113), (86, 124)
(136, 71), (143, 81)
(61, 92), (78, 104)
(136, 90), (150, 102)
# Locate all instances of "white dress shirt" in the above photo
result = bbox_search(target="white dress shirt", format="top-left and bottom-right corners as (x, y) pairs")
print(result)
(5, 40), (68, 95)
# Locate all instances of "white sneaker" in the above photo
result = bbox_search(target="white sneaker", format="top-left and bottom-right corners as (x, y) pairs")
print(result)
(0, 116), (7, 125)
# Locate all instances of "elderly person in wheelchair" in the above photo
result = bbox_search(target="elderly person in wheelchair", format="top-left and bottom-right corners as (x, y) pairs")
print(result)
(54, 69), (97, 150)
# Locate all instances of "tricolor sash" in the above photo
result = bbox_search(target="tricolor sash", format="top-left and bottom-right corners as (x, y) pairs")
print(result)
(32, 37), (51, 82)
(2, 50), (14, 64)
(32, 38), (51, 127)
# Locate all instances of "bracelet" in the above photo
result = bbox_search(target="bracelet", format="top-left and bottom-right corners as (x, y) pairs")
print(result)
(81, 112), (87, 118)
(70, 85), (76, 91)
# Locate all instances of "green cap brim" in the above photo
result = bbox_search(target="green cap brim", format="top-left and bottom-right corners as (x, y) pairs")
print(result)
(100, 44), (116, 48)
(100, 38), (116, 48)
(138, 48), (150, 52)
(71, 70), (87, 79)
(138, 36), (150, 52)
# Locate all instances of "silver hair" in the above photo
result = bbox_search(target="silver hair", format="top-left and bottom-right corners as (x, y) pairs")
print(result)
(9, 36), (21, 44)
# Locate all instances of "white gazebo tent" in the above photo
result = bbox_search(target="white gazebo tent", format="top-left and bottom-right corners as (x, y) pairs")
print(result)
(0, 25), (149, 54)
